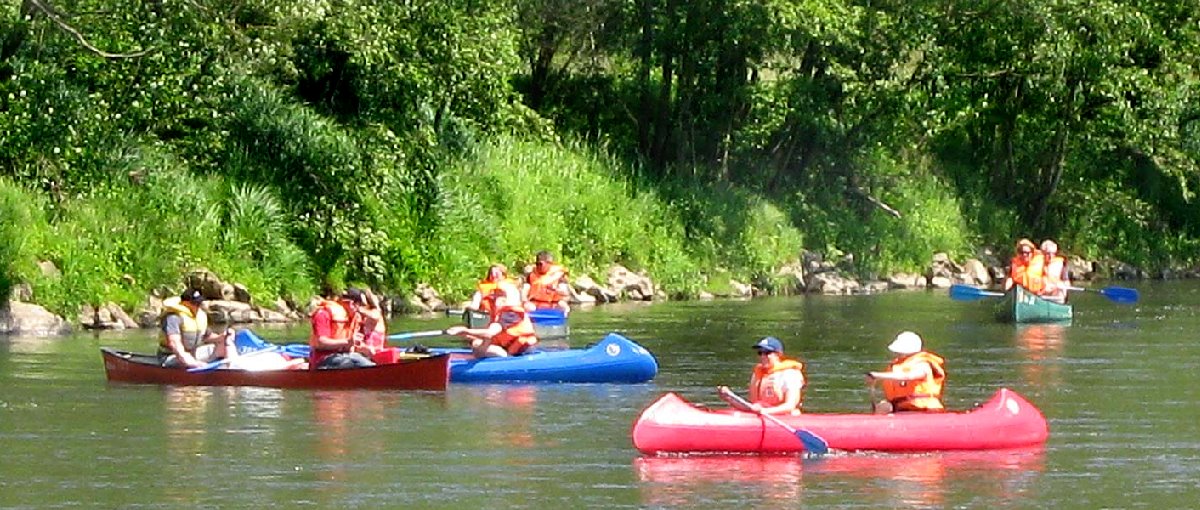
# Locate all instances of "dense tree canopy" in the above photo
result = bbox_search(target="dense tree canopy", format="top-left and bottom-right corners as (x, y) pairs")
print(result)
(0, 0), (1198, 312)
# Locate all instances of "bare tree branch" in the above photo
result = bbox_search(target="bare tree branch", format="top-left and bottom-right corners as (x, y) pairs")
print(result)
(26, 0), (150, 59)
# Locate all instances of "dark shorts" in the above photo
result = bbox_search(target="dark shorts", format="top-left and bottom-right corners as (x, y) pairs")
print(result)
(316, 352), (376, 369)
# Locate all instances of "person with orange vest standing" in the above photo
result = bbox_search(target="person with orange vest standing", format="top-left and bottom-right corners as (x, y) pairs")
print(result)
(522, 250), (571, 315)
(469, 264), (522, 320)
(718, 336), (806, 415)
(866, 331), (946, 413)
(1003, 238), (1045, 294)
(309, 287), (376, 369)
(1039, 239), (1070, 303)
(445, 295), (540, 358)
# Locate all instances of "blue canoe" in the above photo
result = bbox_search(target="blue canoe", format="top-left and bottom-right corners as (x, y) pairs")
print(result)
(433, 332), (658, 383)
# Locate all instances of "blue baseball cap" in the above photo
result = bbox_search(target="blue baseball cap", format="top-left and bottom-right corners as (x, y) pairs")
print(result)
(752, 336), (784, 353)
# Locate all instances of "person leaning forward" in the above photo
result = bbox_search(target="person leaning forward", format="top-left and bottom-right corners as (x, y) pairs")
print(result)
(444, 295), (539, 358)
(158, 288), (233, 369)
(866, 331), (946, 413)
(718, 336), (806, 415)
(308, 288), (376, 370)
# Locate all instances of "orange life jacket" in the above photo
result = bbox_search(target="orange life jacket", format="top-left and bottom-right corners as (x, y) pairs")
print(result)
(1009, 251), (1046, 294)
(750, 357), (806, 412)
(476, 279), (521, 317)
(882, 351), (946, 411)
(526, 264), (567, 307)
(490, 305), (538, 355)
(308, 299), (360, 368)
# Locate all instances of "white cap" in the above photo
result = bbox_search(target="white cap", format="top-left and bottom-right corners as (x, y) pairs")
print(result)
(888, 331), (923, 354)
(1040, 240), (1058, 253)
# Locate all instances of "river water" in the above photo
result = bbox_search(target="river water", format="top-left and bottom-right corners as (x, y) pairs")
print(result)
(2, 282), (1198, 509)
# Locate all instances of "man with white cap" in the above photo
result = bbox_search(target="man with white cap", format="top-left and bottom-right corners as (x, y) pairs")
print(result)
(718, 336), (806, 415)
(866, 331), (946, 413)
(1039, 239), (1069, 303)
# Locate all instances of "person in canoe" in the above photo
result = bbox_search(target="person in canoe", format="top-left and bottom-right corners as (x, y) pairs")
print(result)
(1003, 238), (1045, 294)
(469, 263), (522, 320)
(718, 336), (806, 415)
(158, 288), (235, 369)
(1039, 239), (1070, 303)
(309, 287), (376, 369)
(522, 250), (571, 315)
(355, 288), (388, 358)
(866, 331), (946, 413)
(444, 295), (539, 358)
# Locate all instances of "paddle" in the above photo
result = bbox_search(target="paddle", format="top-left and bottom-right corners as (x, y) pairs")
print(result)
(1066, 285), (1139, 304)
(718, 386), (828, 455)
(386, 329), (447, 342)
(949, 284), (1005, 301)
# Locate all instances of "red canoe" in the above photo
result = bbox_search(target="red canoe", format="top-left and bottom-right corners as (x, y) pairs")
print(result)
(631, 388), (1048, 454)
(101, 347), (450, 391)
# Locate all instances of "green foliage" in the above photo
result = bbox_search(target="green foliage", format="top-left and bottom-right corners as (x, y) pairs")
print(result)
(0, 178), (43, 301)
(660, 179), (804, 291)
(431, 137), (704, 300)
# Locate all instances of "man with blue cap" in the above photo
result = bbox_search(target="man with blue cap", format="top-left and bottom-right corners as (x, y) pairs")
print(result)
(719, 336), (806, 415)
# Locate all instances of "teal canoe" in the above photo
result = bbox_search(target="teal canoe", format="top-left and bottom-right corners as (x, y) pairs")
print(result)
(995, 285), (1072, 323)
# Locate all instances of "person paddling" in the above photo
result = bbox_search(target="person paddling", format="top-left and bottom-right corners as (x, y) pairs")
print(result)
(866, 331), (946, 413)
(445, 295), (540, 358)
(719, 336), (805, 415)
(1003, 238), (1045, 294)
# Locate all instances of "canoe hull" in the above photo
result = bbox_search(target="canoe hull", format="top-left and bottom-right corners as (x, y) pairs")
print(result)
(631, 388), (1048, 454)
(100, 348), (450, 390)
(439, 332), (658, 383)
(995, 286), (1072, 323)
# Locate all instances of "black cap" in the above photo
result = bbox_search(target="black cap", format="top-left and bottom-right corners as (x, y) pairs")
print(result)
(181, 288), (205, 303)
(342, 288), (364, 303)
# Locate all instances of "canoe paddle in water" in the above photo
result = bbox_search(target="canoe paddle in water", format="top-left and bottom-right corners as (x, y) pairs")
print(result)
(718, 386), (829, 455)
(949, 284), (1005, 301)
(1066, 285), (1139, 304)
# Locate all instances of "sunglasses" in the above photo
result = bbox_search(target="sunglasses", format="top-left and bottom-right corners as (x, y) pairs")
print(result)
(1019, 250), (1032, 255)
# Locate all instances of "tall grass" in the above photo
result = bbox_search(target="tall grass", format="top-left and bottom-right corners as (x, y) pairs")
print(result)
(0, 178), (43, 302)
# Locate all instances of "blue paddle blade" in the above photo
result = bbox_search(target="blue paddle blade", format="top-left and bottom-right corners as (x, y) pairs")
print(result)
(949, 284), (1004, 301)
(797, 430), (829, 455)
(1099, 286), (1139, 304)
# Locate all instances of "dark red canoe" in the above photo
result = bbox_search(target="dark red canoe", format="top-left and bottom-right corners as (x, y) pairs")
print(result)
(100, 347), (450, 390)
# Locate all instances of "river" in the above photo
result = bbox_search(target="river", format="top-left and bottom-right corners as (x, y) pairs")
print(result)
(1, 282), (1198, 509)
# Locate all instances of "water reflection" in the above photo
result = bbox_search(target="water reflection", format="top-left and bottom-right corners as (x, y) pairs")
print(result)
(635, 448), (1045, 508)
(459, 385), (540, 448)
(1014, 324), (1066, 388)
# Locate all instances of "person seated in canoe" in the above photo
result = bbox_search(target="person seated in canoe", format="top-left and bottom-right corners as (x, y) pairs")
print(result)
(866, 331), (946, 413)
(1003, 238), (1045, 294)
(309, 287), (376, 369)
(717, 336), (806, 415)
(469, 263), (522, 321)
(355, 288), (388, 358)
(157, 288), (235, 369)
(444, 295), (539, 358)
(1039, 239), (1070, 303)
(522, 250), (571, 316)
